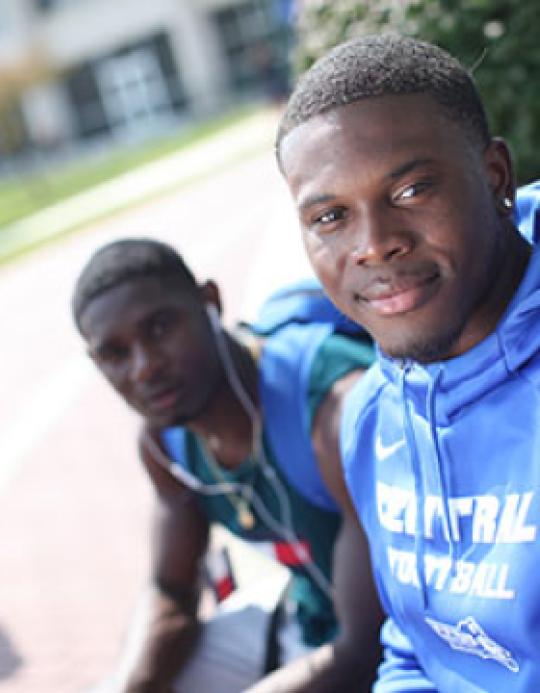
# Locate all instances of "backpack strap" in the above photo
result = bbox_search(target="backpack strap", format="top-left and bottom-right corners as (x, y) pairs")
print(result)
(258, 321), (339, 512)
(240, 278), (371, 512)
(244, 277), (363, 336)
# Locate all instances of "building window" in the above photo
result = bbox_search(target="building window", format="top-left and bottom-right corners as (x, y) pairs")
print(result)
(65, 62), (108, 138)
(65, 31), (186, 140)
(212, 0), (291, 98)
(96, 49), (172, 131)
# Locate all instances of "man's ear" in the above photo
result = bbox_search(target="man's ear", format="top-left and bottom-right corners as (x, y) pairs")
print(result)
(483, 137), (516, 214)
(199, 280), (222, 315)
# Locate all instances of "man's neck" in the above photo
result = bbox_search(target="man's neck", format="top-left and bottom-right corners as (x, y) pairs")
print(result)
(474, 226), (531, 339)
(189, 336), (260, 470)
(438, 225), (532, 362)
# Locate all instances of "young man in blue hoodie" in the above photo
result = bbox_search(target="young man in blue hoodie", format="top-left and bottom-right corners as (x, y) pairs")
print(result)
(277, 33), (540, 692)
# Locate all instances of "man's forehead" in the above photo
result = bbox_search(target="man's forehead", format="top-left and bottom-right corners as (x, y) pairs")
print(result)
(81, 276), (197, 337)
(283, 93), (451, 144)
(280, 94), (467, 184)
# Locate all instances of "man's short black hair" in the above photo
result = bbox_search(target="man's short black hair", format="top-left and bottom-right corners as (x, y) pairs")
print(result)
(276, 33), (491, 162)
(72, 238), (197, 331)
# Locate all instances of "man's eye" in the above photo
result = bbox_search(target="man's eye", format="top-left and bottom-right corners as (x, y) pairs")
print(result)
(148, 314), (173, 340)
(395, 180), (432, 202)
(98, 344), (128, 365)
(400, 185), (417, 199)
(149, 321), (166, 339)
(314, 207), (347, 225)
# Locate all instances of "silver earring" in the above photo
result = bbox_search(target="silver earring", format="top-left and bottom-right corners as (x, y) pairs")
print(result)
(502, 197), (513, 210)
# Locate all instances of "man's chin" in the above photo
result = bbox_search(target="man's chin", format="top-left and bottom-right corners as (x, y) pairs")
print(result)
(162, 401), (211, 429)
(148, 410), (193, 429)
(139, 390), (216, 429)
(140, 405), (187, 429)
(380, 325), (463, 364)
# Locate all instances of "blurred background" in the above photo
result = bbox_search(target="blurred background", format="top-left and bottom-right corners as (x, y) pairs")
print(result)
(0, 0), (294, 236)
(0, 1), (538, 691)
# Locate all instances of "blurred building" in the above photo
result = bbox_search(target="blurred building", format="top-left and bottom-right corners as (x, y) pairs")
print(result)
(0, 0), (292, 158)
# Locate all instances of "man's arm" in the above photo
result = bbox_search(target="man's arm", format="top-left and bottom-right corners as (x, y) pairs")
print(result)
(119, 426), (210, 693)
(247, 370), (384, 693)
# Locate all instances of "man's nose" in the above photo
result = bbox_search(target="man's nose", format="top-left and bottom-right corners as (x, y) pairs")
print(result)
(349, 206), (414, 266)
(131, 343), (157, 383)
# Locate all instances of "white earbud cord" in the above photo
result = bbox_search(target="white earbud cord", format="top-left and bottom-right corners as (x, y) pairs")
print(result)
(143, 312), (334, 600)
(143, 432), (333, 600)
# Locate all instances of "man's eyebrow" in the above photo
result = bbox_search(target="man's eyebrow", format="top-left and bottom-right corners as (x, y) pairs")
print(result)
(91, 332), (123, 354)
(298, 193), (337, 212)
(297, 159), (435, 211)
(388, 158), (435, 180)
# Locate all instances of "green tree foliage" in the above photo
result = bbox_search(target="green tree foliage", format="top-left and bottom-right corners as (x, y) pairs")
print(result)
(294, 0), (539, 183)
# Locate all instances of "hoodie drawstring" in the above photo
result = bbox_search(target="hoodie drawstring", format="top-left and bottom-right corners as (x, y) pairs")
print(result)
(400, 366), (456, 611)
(400, 366), (429, 609)
(427, 368), (458, 577)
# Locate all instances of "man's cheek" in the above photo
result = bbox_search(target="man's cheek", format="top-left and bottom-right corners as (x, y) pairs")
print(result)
(304, 241), (335, 278)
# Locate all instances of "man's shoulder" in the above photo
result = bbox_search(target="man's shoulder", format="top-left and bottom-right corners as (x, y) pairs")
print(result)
(343, 362), (387, 426)
(340, 363), (388, 462)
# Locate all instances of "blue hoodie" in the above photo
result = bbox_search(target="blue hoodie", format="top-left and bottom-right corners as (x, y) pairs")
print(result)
(341, 184), (540, 692)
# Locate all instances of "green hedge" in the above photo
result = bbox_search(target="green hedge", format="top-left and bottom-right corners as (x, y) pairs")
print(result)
(294, 0), (539, 184)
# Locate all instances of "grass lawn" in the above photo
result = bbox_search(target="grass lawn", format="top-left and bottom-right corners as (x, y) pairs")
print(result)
(0, 106), (257, 231)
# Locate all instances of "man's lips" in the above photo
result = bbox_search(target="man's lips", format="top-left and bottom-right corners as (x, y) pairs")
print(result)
(359, 271), (440, 316)
(145, 386), (181, 412)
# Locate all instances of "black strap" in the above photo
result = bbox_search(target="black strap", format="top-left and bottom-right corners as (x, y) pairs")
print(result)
(263, 578), (291, 674)
(263, 598), (284, 674)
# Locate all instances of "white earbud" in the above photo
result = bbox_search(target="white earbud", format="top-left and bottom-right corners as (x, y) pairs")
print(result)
(206, 303), (221, 333)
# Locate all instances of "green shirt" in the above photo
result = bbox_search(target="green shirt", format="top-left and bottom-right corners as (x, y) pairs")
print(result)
(182, 332), (375, 645)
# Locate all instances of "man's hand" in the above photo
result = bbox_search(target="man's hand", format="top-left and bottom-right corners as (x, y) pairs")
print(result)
(106, 428), (211, 692)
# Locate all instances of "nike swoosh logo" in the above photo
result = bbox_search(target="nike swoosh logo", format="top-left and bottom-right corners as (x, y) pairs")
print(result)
(375, 434), (405, 461)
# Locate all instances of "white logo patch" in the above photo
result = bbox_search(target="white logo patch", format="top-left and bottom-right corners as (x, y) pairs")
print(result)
(425, 615), (519, 673)
(375, 434), (405, 461)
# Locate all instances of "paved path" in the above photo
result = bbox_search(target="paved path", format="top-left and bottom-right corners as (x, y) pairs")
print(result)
(0, 119), (313, 691)
(0, 109), (279, 264)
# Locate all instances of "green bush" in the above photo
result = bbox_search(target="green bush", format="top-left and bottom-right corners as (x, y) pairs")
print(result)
(294, 0), (539, 183)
